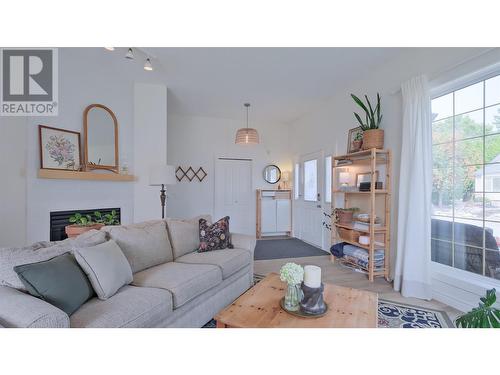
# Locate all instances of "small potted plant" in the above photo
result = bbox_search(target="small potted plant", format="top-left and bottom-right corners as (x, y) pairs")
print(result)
(65, 212), (104, 238)
(94, 210), (120, 226)
(351, 93), (384, 150)
(333, 207), (359, 224)
(280, 263), (304, 312)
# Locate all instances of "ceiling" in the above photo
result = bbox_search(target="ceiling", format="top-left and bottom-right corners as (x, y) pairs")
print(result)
(142, 48), (406, 124)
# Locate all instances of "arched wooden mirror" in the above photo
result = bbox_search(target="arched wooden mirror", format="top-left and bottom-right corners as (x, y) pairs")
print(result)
(83, 104), (119, 173)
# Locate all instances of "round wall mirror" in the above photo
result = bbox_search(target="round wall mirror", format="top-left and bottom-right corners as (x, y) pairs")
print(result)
(83, 104), (119, 172)
(263, 165), (281, 184)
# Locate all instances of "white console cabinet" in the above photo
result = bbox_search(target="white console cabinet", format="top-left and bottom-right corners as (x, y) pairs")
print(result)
(256, 189), (292, 238)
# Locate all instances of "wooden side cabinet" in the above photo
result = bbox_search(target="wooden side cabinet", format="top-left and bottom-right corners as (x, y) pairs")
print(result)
(256, 189), (292, 238)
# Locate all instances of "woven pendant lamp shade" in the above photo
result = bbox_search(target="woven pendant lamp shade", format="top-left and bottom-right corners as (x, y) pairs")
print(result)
(235, 103), (259, 144)
(235, 127), (259, 144)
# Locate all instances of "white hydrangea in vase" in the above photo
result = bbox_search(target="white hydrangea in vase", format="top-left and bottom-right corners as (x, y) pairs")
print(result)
(280, 263), (304, 311)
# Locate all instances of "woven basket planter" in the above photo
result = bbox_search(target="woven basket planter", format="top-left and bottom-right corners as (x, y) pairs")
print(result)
(362, 129), (384, 150)
(335, 209), (354, 224)
(337, 228), (360, 243)
(65, 224), (103, 238)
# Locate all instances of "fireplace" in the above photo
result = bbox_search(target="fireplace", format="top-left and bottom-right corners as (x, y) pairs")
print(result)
(50, 208), (121, 241)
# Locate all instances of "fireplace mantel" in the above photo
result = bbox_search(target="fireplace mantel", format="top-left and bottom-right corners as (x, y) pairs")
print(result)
(38, 169), (135, 182)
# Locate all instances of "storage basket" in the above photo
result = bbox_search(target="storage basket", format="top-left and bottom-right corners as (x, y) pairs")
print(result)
(337, 228), (360, 242)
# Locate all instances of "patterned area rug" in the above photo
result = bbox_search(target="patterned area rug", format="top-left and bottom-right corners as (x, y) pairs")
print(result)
(378, 300), (454, 328)
(203, 275), (455, 328)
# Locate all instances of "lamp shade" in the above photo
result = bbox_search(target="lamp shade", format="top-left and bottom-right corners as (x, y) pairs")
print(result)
(339, 172), (350, 185)
(149, 164), (177, 186)
(235, 128), (259, 144)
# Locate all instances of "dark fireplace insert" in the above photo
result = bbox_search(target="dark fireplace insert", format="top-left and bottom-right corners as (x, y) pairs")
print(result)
(50, 208), (121, 241)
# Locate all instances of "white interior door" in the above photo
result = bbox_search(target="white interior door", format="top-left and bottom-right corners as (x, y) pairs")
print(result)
(296, 152), (324, 248)
(214, 158), (253, 235)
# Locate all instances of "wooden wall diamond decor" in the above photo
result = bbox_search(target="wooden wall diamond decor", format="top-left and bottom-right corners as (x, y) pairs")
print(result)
(176, 166), (186, 182)
(195, 167), (207, 182)
(176, 166), (207, 182)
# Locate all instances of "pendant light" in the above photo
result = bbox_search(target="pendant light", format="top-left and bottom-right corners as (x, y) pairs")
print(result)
(235, 103), (259, 144)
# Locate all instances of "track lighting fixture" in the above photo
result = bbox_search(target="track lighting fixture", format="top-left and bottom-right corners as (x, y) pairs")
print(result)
(144, 58), (153, 71)
(125, 48), (134, 59)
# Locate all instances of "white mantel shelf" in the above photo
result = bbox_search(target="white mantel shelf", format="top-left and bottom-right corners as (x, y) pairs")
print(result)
(38, 169), (136, 182)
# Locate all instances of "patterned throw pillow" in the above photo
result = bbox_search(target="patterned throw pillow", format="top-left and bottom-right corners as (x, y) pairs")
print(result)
(198, 216), (233, 252)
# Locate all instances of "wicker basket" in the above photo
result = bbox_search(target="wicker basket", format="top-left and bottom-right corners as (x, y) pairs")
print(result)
(337, 228), (360, 242)
(362, 129), (384, 150)
(334, 209), (354, 224)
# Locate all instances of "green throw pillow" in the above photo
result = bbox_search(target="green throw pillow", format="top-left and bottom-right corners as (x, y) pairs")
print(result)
(14, 252), (95, 316)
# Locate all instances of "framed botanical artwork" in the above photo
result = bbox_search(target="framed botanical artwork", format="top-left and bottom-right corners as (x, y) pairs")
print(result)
(39, 125), (81, 171)
(347, 126), (364, 153)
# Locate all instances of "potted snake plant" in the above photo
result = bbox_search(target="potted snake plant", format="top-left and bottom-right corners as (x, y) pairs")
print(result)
(351, 93), (384, 150)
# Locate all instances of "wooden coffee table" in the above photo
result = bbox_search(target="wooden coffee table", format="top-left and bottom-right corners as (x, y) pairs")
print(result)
(214, 273), (378, 328)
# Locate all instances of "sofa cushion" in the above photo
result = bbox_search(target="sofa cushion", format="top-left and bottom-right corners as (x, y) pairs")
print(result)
(132, 262), (222, 308)
(74, 240), (133, 300)
(70, 285), (173, 328)
(0, 230), (108, 293)
(176, 248), (251, 279)
(14, 253), (95, 316)
(166, 215), (211, 259)
(198, 216), (233, 252)
(103, 220), (173, 273)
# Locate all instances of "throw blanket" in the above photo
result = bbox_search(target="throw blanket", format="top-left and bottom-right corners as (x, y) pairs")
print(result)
(343, 245), (384, 269)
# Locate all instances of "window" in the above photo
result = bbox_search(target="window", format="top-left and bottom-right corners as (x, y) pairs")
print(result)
(325, 156), (332, 203)
(303, 159), (318, 201)
(294, 163), (300, 200)
(432, 74), (500, 281)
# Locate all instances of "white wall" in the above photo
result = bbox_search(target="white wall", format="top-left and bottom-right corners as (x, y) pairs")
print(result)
(0, 118), (27, 247)
(0, 48), (167, 244)
(133, 83), (168, 222)
(166, 113), (292, 232)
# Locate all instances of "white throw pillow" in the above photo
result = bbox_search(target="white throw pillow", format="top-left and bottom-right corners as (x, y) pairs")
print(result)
(74, 240), (133, 300)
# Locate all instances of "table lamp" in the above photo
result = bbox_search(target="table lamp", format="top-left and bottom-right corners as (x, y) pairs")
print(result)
(149, 164), (177, 219)
(281, 171), (290, 189)
(339, 172), (350, 188)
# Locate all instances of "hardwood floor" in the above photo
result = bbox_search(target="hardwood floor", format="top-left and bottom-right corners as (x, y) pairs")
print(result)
(254, 254), (461, 322)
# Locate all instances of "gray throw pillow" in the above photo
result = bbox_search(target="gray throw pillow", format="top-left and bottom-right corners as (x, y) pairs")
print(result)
(13, 253), (95, 316)
(74, 240), (133, 300)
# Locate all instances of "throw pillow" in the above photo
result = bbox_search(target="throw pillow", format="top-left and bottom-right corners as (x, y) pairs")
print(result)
(198, 216), (233, 252)
(166, 215), (212, 258)
(74, 240), (133, 300)
(0, 243), (72, 292)
(13, 253), (95, 316)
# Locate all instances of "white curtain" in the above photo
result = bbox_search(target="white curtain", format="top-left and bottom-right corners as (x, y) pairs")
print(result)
(394, 75), (432, 300)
